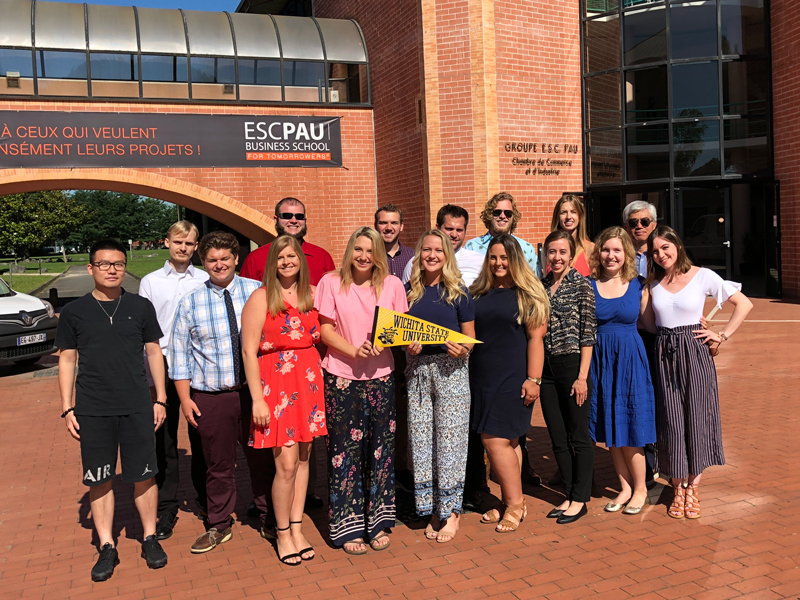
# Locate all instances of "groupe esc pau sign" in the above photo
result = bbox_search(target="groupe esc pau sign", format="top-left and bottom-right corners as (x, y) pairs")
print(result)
(0, 111), (343, 168)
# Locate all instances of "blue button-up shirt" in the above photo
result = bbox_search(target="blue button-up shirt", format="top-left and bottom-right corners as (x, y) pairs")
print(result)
(168, 275), (261, 392)
(635, 252), (648, 278)
(464, 232), (541, 277)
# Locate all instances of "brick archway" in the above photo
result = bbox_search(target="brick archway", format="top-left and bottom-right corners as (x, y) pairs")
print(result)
(0, 168), (276, 244)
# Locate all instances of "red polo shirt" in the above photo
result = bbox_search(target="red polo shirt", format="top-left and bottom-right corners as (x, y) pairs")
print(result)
(240, 239), (336, 285)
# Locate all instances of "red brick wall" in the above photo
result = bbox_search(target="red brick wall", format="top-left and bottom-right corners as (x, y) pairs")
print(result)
(315, 0), (430, 245)
(494, 0), (584, 248)
(0, 99), (377, 264)
(771, 0), (800, 298)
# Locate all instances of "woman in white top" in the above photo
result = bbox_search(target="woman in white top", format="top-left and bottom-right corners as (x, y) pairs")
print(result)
(643, 226), (752, 519)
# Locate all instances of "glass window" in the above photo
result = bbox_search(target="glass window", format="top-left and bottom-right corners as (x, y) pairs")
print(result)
(238, 59), (282, 86)
(623, 6), (666, 66)
(584, 14), (620, 74)
(0, 49), (34, 77)
(625, 65), (668, 123)
(723, 60), (768, 117)
(724, 117), (769, 175)
(586, 72), (621, 128)
(190, 57), (235, 84)
(626, 123), (670, 180)
(721, 0), (766, 56)
(587, 129), (624, 184)
(328, 63), (364, 103)
(36, 51), (87, 79)
(670, 2), (717, 60)
(283, 61), (325, 102)
(584, 0), (619, 18)
(674, 119), (720, 177)
(672, 61), (719, 118)
(90, 53), (137, 81)
(141, 55), (188, 82)
(623, 0), (661, 6)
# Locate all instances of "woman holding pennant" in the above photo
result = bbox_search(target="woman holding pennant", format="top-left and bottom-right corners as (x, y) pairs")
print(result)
(314, 227), (408, 555)
(469, 234), (549, 533)
(404, 229), (476, 543)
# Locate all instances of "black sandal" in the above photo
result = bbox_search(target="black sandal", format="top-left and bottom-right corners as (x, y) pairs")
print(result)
(290, 521), (314, 561)
(275, 525), (302, 566)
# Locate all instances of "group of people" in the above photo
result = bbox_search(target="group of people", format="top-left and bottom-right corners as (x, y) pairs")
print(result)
(56, 192), (752, 581)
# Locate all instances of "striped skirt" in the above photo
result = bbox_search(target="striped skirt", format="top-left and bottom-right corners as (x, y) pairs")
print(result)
(653, 324), (725, 479)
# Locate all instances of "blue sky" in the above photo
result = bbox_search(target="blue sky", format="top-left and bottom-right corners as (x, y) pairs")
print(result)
(49, 0), (240, 11)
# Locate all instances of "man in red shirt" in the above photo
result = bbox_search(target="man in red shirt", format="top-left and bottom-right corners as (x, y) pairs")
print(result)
(240, 197), (335, 284)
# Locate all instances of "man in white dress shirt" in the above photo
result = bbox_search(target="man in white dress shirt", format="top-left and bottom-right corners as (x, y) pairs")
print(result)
(402, 204), (484, 286)
(138, 221), (209, 539)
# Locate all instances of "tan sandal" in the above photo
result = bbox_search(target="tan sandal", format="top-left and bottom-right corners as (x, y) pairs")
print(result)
(684, 484), (701, 519)
(668, 483), (686, 519)
(480, 503), (504, 524)
(496, 499), (527, 533)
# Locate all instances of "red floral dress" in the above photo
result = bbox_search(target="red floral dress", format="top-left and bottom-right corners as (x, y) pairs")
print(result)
(249, 305), (327, 448)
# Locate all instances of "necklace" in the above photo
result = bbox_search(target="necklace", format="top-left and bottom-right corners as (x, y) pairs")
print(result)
(94, 293), (122, 325)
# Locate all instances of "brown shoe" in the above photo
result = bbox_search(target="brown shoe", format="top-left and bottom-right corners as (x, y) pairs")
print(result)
(191, 527), (232, 554)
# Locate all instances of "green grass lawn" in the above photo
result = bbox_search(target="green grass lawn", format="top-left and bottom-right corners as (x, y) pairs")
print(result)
(1, 274), (60, 295)
(0, 249), (172, 280)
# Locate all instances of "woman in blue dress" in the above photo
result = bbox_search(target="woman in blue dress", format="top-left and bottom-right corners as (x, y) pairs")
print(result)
(588, 227), (656, 515)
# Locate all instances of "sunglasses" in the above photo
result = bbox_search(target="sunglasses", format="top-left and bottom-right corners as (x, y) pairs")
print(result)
(277, 212), (306, 221)
(492, 209), (514, 219)
(627, 217), (653, 228)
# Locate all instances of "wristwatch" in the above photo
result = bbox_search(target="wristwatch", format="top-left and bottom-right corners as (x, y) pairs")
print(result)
(527, 376), (542, 385)
(719, 331), (729, 342)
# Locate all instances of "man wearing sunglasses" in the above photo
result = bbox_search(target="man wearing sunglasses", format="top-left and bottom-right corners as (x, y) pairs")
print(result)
(464, 192), (540, 276)
(56, 239), (168, 580)
(240, 197), (335, 285)
(623, 201), (658, 277)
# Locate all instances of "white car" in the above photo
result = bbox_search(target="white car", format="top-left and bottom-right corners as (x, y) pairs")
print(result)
(0, 278), (59, 366)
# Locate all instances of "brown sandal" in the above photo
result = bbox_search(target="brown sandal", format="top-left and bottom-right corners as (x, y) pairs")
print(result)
(480, 502), (504, 524)
(668, 483), (686, 519)
(496, 499), (527, 533)
(684, 484), (701, 519)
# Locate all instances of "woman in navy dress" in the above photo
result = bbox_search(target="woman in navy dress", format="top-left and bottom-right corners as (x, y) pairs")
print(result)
(588, 227), (656, 515)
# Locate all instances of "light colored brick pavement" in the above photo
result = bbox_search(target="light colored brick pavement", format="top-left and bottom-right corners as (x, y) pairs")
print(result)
(1, 298), (799, 600)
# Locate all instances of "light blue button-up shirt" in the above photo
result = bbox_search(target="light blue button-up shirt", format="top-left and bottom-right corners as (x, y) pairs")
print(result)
(464, 232), (541, 277)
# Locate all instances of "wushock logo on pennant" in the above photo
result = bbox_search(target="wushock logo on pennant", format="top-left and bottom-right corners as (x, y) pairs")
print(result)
(369, 307), (481, 348)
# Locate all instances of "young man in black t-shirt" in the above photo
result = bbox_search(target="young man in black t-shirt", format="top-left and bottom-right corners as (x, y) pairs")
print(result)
(56, 240), (169, 582)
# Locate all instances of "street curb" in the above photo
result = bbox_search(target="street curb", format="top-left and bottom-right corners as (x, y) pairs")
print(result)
(27, 268), (71, 297)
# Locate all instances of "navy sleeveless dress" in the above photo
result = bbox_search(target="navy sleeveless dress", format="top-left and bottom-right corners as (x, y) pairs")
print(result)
(588, 277), (656, 448)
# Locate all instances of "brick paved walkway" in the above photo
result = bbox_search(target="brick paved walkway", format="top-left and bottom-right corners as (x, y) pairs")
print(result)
(2, 298), (799, 600)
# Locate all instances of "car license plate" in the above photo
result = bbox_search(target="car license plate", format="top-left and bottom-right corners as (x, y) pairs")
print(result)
(17, 333), (46, 346)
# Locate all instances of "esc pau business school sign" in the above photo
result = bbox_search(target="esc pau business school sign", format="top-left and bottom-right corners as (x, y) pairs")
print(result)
(0, 111), (343, 168)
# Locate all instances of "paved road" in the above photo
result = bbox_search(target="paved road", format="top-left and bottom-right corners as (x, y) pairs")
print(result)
(36, 266), (139, 305)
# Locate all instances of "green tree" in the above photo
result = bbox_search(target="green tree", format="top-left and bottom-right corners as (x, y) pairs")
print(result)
(0, 191), (93, 260)
(66, 191), (177, 249)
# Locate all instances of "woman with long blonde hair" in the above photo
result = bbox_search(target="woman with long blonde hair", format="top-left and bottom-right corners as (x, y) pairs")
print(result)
(468, 234), (549, 533)
(313, 227), (408, 554)
(550, 194), (595, 276)
(404, 230), (476, 543)
(587, 227), (656, 516)
(242, 235), (327, 565)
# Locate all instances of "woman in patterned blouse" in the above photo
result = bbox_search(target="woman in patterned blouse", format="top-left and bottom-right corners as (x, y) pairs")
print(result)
(540, 230), (597, 524)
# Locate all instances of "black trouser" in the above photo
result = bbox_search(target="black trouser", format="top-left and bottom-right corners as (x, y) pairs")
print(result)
(464, 428), (487, 493)
(638, 329), (658, 480)
(540, 353), (594, 503)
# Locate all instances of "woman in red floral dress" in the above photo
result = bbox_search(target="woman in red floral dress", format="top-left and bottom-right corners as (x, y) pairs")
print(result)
(242, 235), (327, 566)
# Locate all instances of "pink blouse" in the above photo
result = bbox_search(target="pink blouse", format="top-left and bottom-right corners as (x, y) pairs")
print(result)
(314, 273), (409, 380)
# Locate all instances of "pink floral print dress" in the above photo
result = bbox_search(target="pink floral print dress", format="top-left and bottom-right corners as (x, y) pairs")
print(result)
(249, 305), (327, 449)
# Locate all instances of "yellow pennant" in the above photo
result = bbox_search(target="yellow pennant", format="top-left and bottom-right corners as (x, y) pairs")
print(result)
(370, 306), (481, 348)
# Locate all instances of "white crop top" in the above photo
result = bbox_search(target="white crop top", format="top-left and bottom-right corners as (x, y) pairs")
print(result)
(650, 268), (741, 329)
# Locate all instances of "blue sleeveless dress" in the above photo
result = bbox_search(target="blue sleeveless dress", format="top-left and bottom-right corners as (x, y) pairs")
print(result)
(588, 277), (656, 448)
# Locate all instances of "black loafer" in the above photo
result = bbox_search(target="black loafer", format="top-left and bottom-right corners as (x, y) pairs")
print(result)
(556, 504), (588, 524)
(141, 535), (168, 569)
(546, 507), (565, 519)
(155, 512), (178, 540)
(91, 543), (119, 582)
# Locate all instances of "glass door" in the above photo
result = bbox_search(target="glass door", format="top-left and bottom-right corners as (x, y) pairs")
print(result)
(677, 187), (731, 279)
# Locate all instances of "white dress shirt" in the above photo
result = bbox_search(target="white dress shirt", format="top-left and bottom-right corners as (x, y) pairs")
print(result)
(401, 246), (486, 288)
(138, 261), (209, 356)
